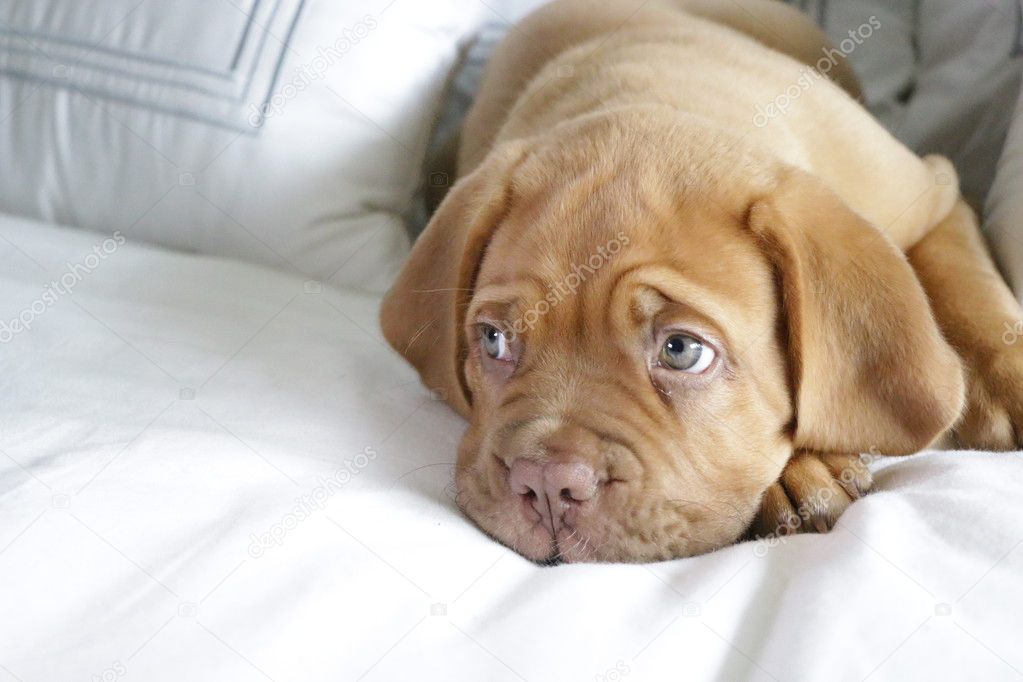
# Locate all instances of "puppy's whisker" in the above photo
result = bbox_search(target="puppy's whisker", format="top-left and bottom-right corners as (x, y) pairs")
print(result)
(567, 530), (586, 559)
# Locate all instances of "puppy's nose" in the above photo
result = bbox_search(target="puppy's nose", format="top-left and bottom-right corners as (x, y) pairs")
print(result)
(508, 459), (599, 532)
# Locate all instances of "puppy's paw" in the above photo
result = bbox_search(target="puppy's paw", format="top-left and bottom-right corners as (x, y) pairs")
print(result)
(748, 452), (872, 539)
(953, 353), (1023, 450)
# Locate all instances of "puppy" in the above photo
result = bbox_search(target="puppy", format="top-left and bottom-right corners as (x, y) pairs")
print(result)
(381, 0), (1023, 562)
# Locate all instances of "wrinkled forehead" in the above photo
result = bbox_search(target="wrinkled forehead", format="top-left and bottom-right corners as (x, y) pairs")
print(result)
(471, 178), (779, 341)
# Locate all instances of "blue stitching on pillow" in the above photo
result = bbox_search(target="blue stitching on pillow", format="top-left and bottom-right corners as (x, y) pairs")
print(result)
(230, 0), (264, 71)
(0, 43), (240, 101)
(0, 26), (231, 79)
(0, 0), (305, 131)
(237, 0), (288, 102)
(0, 0), (264, 79)
(249, 0), (308, 129)
(0, 0), (284, 102)
(0, 67), (258, 133)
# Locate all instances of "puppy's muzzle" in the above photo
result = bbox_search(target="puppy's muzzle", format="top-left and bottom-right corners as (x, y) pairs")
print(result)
(508, 458), (600, 535)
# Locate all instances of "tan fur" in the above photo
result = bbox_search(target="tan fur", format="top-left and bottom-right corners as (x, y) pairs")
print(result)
(381, 0), (1023, 562)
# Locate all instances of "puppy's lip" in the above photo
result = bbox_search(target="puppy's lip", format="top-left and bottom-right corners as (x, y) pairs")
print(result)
(477, 455), (611, 562)
(522, 530), (583, 566)
(534, 554), (563, 567)
(500, 505), (588, 563)
(464, 506), (556, 561)
(510, 522), (559, 562)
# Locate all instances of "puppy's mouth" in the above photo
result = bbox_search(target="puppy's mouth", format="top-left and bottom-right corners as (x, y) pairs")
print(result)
(535, 545), (575, 567)
(479, 484), (597, 562)
(536, 554), (563, 567)
(504, 460), (604, 562)
(520, 522), (592, 565)
(459, 469), (744, 563)
(464, 508), (586, 564)
(458, 443), (646, 562)
(457, 437), (750, 563)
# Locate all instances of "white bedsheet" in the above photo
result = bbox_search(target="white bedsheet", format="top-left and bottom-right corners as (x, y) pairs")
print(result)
(1, 213), (1022, 682)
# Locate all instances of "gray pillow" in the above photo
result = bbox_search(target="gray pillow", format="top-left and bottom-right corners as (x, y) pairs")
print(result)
(409, 1), (1022, 238)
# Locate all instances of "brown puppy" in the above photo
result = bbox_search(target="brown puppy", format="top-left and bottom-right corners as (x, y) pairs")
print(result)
(381, 0), (1023, 562)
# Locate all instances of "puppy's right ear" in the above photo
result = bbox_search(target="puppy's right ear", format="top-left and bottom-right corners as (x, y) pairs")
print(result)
(381, 142), (527, 417)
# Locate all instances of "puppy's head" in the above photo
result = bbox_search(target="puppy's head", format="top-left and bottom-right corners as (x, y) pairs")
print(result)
(382, 118), (963, 562)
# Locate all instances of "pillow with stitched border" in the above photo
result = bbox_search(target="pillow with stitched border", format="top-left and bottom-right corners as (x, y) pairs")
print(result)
(0, 0), (486, 291)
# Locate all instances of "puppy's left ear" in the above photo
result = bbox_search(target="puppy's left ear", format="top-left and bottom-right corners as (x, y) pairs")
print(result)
(380, 142), (528, 417)
(748, 169), (965, 455)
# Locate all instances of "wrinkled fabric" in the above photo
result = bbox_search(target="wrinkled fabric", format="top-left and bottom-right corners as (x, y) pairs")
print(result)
(0, 214), (1020, 681)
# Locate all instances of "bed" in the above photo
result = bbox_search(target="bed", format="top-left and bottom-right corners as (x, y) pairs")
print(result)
(3, 211), (1023, 681)
(1, 1), (1022, 680)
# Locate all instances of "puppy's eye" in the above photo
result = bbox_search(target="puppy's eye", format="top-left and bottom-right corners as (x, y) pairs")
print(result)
(480, 324), (510, 360)
(660, 334), (715, 373)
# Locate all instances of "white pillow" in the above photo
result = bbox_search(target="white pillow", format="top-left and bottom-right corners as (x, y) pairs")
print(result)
(0, 0), (486, 290)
